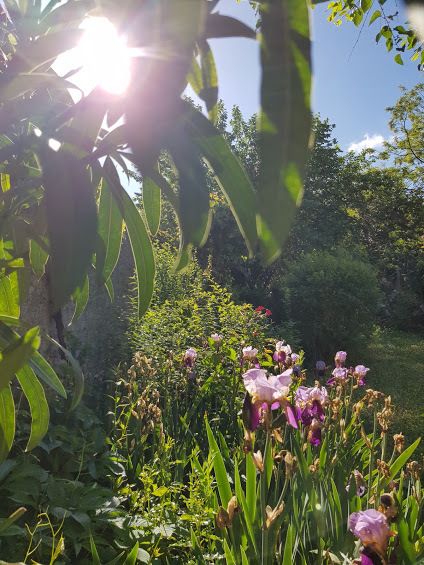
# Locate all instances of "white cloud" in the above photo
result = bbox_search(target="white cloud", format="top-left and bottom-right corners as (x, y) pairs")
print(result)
(348, 133), (385, 153)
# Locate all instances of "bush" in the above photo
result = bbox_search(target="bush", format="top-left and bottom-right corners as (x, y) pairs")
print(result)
(282, 249), (382, 361)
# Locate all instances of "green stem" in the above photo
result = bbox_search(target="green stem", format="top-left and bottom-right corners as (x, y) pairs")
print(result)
(367, 405), (378, 509)
(375, 432), (387, 506)
(261, 434), (270, 565)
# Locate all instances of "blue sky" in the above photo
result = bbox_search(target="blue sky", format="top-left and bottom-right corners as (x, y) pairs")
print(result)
(207, 0), (422, 153)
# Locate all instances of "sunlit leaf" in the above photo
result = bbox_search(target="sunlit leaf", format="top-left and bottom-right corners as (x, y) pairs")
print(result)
(257, 0), (312, 263)
(197, 39), (218, 123)
(0, 326), (40, 393)
(185, 103), (258, 256)
(69, 275), (89, 325)
(142, 176), (161, 237)
(0, 385), (15, 464)
(103, 158), (155, 318)
(96, 177), (123, 284)
(16, 365), (49, 451)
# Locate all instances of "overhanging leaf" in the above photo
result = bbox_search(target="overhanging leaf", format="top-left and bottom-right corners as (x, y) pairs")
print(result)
(95, 176), (124, 285)
(16, 365), (49, 451)
(257, 0), (312, 263)
(0, 326), (40, 393)
(142, 175), (161, 237)
(167, 128), (212, 270)
(0, 385), (15, 464)
(69, 275), (89, 325)
(185, 103), (257, 256)
(103, 158), (155, 318)
(39, 143), (98, 312)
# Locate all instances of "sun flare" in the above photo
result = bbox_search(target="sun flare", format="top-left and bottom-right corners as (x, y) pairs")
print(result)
(67, 17), (131, 95)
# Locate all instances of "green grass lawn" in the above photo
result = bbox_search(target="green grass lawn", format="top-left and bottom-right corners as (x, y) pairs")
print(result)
(361, 328), (424, 446)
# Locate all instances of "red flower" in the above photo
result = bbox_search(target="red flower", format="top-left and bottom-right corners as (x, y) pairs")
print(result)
(265, 310), (272, 316)
(255, 306), (265, 311)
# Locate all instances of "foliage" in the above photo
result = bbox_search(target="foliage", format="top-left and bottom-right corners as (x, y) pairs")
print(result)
(0, 0), (316, 459)
(282, 248), (382, 360)
(323, 0), (424, 68)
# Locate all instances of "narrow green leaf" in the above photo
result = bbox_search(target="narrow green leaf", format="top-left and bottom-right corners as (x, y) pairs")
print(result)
(246, 452), (257, 524)
(28, 352), (67, 398)
(234, 459), (258, 556)
(282, 523), (293, 565)
(389, 438), (420, 482)
(0, 277), (19, 317)
(103, 158), (155, 318)
(104, 277), (114, 302)
(123, 542), (139, 565)
(241, 547), (249, 565)
(0, 327), (40, 393)
(142, 176), (161, 237)
(397, 516), (416, 564)
(0, 385), (15, 464)
(1, 174), (10, 192)
(257, 0), (312, 263)
(185, 103), (257, 256)
(223, 538), (237, 565)
(30, 239), (48, 281)
(39, 144), (97, 312)
(89, 532), (101, 565)
(205, 417), (232, 509)
(0, 320), (66, 397)
(29, 203), (49, 281)
(198, 39), (218, 123)
(187, 57), (203, 95)
(204, 13), (256, 39)
(0, 507), (26, 534)
(16, 365), (49, 451)
(70, 275), (89, 325)
(168, 129), (212, 269)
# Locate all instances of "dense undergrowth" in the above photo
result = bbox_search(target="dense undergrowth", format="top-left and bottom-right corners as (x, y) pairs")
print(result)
(0, 267), (423, 563)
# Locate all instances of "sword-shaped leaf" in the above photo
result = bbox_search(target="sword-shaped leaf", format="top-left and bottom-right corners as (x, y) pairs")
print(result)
(168, 128), (212, 271)
(0, 385), (15, 464)
(103, 158), (155, 318)
(142, 175), (161, 237)
(0, 326), (40, 393)
(96, 177), (123, 284)
(16, 365), (49, 451)
(185, 103), (257, 256)
(257, 0), (312, 263)
(39, 144), (97, 312)
(69, 275), (89, 325)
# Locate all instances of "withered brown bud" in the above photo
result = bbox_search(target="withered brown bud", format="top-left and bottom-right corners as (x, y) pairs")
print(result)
(393, 433), (405, 453)
(377, 459), (391, 478)
(265, 502), (284, 529)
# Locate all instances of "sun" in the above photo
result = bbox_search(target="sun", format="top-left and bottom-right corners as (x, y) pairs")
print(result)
(60, 17), (132, 95)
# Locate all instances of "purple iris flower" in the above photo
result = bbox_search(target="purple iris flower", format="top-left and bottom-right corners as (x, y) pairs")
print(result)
(273, 341), (291, 363)
(241, 346), (260, 368)
(315, 360), (326, 377)
(295, 385), (327, 444)
(185, 348), (197, 367)
(309, 421), (322, 446)
(355, 364), (370, 386)
(349, 509), (391, 561)
(335, 350), (347, 367)
(242, 392), (261, 432)
(242, 368), (298, 429)
(326, 367), (347, 386)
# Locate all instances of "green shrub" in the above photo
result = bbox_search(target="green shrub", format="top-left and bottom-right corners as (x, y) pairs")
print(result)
(283, 249), (382, 361)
